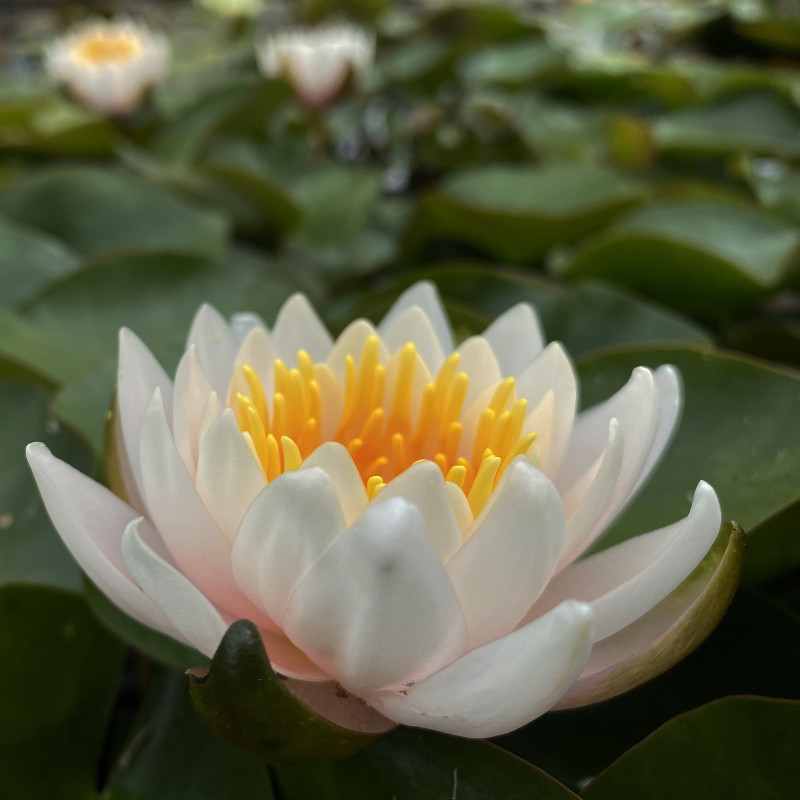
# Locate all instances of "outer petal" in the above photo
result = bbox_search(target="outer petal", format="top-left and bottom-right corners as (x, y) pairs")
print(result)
(230, 312), (265, 343)
(555, 522), (744, 709)
(326, 319), (389, 382)
(172, 345), (215, 480)
(270, 293), (333, 363)
(526, 482), (722, 641)
(117, 327), (174, 507)
(456, 336), (502, 408)
(138, 389), (272, 627)
(372, 461), (463, 563)
(482, 303), (545, 378)
(281, 498), (469, 697)
(231, 467), (347, 626)
(195, 409), (266, 543)
(378, 280), (454, 355)
(378, 306), (445, 373)
(26, 443), (178, 638)
(446, 458), (565, 648)
(301, 442), (368, 526)
(186, 304), (238, 397)
(369, 600), (594, 738)
(122, 518), (229, 657)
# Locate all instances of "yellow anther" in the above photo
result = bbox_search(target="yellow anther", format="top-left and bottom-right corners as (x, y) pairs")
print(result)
(490, 410), (512, 458)
(296, 349), (315, 383)
(237, 393), (254, 430)
(498, 432), (537, 479)
(274, 359), (290, 397)
(281, 436), (302, 472)
(273, 393), (288, 441)
(366, 475), (385, 498)
(242, 365), (269, 426)
(471, 408), (496, 466)
(434, 452), (448, 475)
(489, 377), (515, 415)
(364, 456), (388, 480)
(265, 433), (281, 481)
(445, 464), (467, 489)
(433, 353), (460, 416)
(444, 421), (462, 466)
(468, 455), (502, 516)
(391, 432), (406, 475)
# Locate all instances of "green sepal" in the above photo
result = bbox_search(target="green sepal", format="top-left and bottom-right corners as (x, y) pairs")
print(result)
(188, 619), (383, 765)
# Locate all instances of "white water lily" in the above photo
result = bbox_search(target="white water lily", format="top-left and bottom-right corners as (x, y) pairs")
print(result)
(28, 282), (723, 738)
(256, 23), (374, 110)
(45, 18), (169, 116)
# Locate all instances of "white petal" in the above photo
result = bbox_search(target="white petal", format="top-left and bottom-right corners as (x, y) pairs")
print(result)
(372, 461), (463, 563)
(558, 418), (624, 569)
(282, 497), (469, 696)
(326, 319), (388, 382)
(378, 281), (454, 355)
(172, 345), (215, 480)
(369, 600), (593, 738)
(378, 306), (446, 373)
(195, 409), (266, 542)
(270, 293), (333, 363)
(482, 303), (545, 378)
(230, 312), (266, 343)
(117, 328), (174, 507)
(138, 389), (272, 627)
(446, 458), (565, 648)
(231, 467), (346, 625)
(284, 680), (396, 734)
(556, 367), (659, 540)
(186, 304), (238, 396)
(302, 442), (368, 526)
(526, 482), (721, 641)
(457, 336), (502, 408)
(515, 342), (578, 477)
(122, 518), (229, 657)
(26, 443), (178, 638)
(229, 326), (278, 405)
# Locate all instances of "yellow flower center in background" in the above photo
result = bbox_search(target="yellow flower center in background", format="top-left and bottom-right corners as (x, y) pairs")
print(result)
(74, 32), (142, 66)
(234, 336), (536, 516)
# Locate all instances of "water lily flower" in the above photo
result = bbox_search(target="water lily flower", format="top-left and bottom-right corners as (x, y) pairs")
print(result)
(256, 23), (374, 110)
(196, 0), (264, 18)
(28, 282), (725, 739)
(45, 18), (169, 116)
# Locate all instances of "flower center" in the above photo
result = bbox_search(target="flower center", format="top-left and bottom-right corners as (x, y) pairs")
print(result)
(233, 336), (535, 516)
(74, 32), (142, 66)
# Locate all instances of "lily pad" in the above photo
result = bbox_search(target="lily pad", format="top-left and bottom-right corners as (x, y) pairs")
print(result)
(421, 164), (641, 261)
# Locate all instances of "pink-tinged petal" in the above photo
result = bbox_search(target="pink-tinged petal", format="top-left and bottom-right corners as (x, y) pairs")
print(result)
(282, 497), (469, 697)
(326, 320), (388, 382)
(302, 442), (368, 526)
(122, 518), (229, 657)
(446, 459), (565, 648)
(138, 389), (274, 629)
(379, 280), (454, 355)
(516, 343), (578, 477)
(457, 336), (502, 408)
(186, 304), (238, 396)
(378, 306), (446, 373)
(172, 345), (215, 480)
(482, 303), (545, 378)
(558, 419), (624, 570)
(284, 680), (397, 734)
(26, 443), (178, 638)
(556, 367), (659, 543)
(369, 600), (593, 738)
(556, 522), (743, 709)
(372, 461), (462, 563)
(526, 482), (722, 641)
(270, 293), (333, 363)
(230, 312), (265, 343)
(195, 409), (265, 543)
(231, 467), (346, 626)
(117, 327), (174, 508)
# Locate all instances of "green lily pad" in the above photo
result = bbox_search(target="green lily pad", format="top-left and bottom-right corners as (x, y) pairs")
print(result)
(460, 38), (564, 86)
(107, 670), (274, 799)
(0, 585), (124, 797)
(0, 379), (91, 592)
(421, 164), (641, 261)
(274, 726), (580, 800)
(581, 697), (800, 799)
(188, 620), (380, 765)
(558, 200), (800, 318)
(0, 168), (228, 260)
(654, 90), (800, 158)
(577, 345), (800, 554)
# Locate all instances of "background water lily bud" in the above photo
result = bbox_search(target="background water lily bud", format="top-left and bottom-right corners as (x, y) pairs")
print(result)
(27, 281), (735, 743)
(256, 23), (374, 110)
(45, 18), (170, 116)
